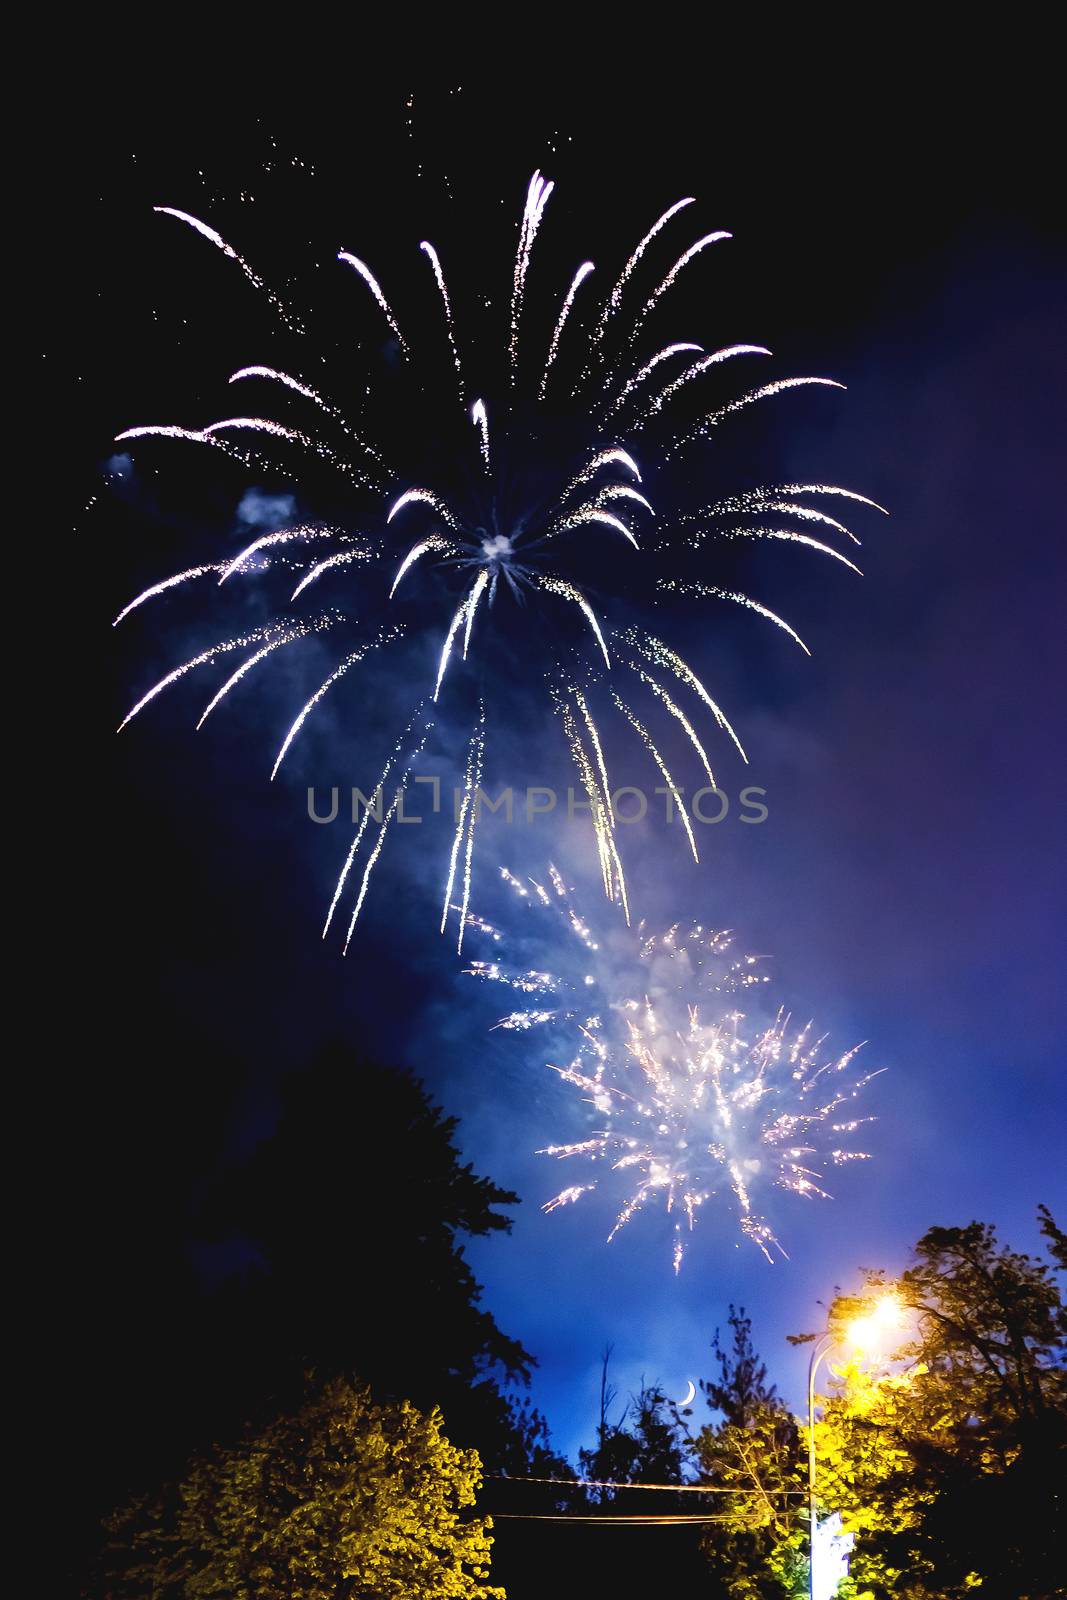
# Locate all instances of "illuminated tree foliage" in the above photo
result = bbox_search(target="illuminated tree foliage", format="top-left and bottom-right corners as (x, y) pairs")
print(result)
(693, 1307), (807, 1600)
(692, 1216), (1066, 1599)
(98, 1377), (503, 1600)
(811, 1211), (1067, 1599)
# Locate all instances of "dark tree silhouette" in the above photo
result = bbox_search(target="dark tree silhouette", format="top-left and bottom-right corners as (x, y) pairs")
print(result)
(197, 1045), (547, 1468)
(79, 1044), (572, 1592)
(703, 1304), (781, 1428)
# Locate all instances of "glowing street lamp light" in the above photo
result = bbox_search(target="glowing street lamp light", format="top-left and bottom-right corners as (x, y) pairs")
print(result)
(807, 1293), (905, 1600)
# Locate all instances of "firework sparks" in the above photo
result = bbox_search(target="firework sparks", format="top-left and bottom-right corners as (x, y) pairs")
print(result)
(291, 547), (371, 601)
(113, 166), (882, 937)
(541, 261), (595, 399)
(152, 207), (304, 333)
(655, 582), (812, 655)
(337, 249), (410, 355)
(441, 704), (486, 952)
(419, 241), (463, 393)
(635, 345), (772, 424)
(271, 627), (402, 780)
(627, 231), (732, 351)
(197, 626), (309, 728)
(471, 399), (490, 468)
(468, 871), (881, 1268)
(118, 620), (304, 732)
(591, 196), (695, 356)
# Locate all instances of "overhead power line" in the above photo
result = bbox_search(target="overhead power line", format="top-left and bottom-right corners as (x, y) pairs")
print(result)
(487, 1472), (804, 1496)
(492, 1512), (738, 1525)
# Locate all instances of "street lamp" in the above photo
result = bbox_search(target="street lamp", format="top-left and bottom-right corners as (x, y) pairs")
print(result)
(807, 1293), (904, 1600)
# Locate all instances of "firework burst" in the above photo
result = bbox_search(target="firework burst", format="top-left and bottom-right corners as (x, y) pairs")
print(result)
(468, 866), (882, 1270)
(113, 169), (885, 943)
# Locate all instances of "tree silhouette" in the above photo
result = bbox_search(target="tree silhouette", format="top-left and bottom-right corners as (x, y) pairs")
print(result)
(197, 1045), (543, 1468)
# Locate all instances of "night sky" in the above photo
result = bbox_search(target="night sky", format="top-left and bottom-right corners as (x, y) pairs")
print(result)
(63, 64), (1064, 1496)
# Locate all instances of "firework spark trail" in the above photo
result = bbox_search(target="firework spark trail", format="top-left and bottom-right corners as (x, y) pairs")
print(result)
(197, 626), (310, 728)
(626, 663), (718, 784)
(220, 525), (335, 584)
(593, 485), (656, 516)
(605, 343), (703, 415)
(322, 704), (428, 939)
(670, 378), (846, 454)
(117, 622), (286, 731)
(716, 527), (863, 575)
(270, 626), (401, 780)
(455, 910), (504, 945)
(112, 424), (257, 471)
(573, 689), (614, 830)
(463, 570), (489, 657)
(539, 577), (611, 667)
(627, 231), (732, 350)
(543, 1185), (596, 1213)
(624, 630), (748, 763)
(610, 692), (700, 862)
(440, 705), (485, 949)
(553, 448), (643, 521)
(555, 694), (628, 918)
(117, 418), (373, 489)
(343, 720), (433, 953)
(747, 484), (890, 515)
(291, 547), (372, 600)
(389, 534), (456, 598)
(114, 554), (322, 625)
(204, 419), (377, 487)
(637, 345), (772, 424)
(113, 564), (224, 625)
(471, 399), (490, 468)
(387, 487), (461, 529)
(153, 207), (304, 333)
(555, 508), (639, 551)
(229, 366), (386, 466)
(467, 879), (877, 1265)
(337, 250), (409, 355)
(692, 496), (862, 544)
(456, 702), (486, 953)
(419, 241), (464, 394)
(202, 417), (307, 442)
(228, 365), (325, 405)
(591, 196), (696, 353)
(574, 447), (643, 489)
(655, 582), (811, 654)
(557, 695), (613, 898)
(573, 692), (632, 924)
(540, 261), (595, 399)
(510, 170), (555, 376)
(434, 582), (485, 701)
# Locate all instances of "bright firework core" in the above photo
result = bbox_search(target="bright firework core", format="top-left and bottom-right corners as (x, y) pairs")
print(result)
(468, 867), (883, 1272)
(481, 534), (515, 564)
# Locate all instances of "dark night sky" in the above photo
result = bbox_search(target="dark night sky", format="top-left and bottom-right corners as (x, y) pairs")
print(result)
(58, 58), (1065, 1485)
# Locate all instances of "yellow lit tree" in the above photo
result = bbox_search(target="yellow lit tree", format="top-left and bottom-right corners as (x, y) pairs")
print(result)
(695, 1214), (1065, 1598)
(804, 1211), (1066, 1598)
(99, 1377), (504, 1600)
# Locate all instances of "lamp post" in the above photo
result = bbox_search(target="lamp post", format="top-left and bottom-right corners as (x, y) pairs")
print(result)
(807, 1332), (836, 1600)
(806, 1294), (905, 1600)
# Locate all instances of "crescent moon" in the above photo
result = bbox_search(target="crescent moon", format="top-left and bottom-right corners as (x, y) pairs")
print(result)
(678, 1380), (696, 1407)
